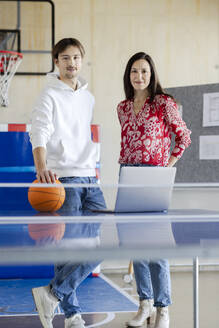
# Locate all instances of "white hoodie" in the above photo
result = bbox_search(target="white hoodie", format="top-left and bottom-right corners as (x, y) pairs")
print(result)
(29, 73), (97, 177)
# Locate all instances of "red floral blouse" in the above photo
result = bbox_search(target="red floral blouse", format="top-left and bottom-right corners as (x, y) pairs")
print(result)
(117, 94), (191, 166)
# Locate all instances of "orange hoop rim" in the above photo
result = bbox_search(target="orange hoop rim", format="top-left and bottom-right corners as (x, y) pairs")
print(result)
(0, 50), (23, 59)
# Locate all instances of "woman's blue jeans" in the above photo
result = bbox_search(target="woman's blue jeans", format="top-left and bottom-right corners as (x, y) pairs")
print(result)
(120, 164), (171, 307)
(133, 260), (171, 307)
(50, 176), (106, 318)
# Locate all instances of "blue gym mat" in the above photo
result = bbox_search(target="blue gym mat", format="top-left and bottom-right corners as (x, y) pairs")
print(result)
(0, 275), (138, 315)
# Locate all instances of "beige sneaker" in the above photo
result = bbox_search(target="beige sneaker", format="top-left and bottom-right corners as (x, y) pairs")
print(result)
(154, 307), (169, 328)
(126, 299), (156, 327)
(32, 285), (59, 328)
(65, 313), (85, 328)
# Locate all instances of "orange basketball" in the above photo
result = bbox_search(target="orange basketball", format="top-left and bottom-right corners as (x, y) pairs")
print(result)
(28, 222), (66, 242)
(28, 179), (65, 212)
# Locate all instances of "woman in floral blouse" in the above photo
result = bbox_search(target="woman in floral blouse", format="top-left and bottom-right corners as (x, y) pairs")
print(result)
(117, 52), (191, 328)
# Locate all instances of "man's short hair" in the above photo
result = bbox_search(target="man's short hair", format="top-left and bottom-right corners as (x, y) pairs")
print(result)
(52, 38), (85, 60)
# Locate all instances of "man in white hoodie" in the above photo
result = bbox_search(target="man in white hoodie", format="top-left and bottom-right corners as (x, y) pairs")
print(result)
(30, 38), (106, 328)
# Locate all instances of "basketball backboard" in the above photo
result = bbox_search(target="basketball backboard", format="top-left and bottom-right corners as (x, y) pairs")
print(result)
(0, 0), (55, 75)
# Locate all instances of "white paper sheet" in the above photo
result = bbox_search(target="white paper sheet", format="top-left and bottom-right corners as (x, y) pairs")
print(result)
(199, 135), (219, 160)
(178, 104), (183, 117)
(203, 92), (219, 127)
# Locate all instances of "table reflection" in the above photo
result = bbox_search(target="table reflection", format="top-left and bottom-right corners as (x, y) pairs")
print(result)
(0, 210), (101, 250)
(116, 220), (219, 250)
(1, 210), (219, 254)
(117, 221), (176, 248)
(172, 221), (219, 246)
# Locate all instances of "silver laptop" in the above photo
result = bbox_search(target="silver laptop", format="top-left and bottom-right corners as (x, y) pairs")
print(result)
(104, 166), (176, 213)
(114, 166), (176, 212)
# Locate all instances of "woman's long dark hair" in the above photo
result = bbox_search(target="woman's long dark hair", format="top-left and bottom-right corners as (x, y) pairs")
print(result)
(123, 52), (172, 102)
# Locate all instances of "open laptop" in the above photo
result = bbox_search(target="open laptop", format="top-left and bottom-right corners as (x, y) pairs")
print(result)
(98, 166), (176, 213)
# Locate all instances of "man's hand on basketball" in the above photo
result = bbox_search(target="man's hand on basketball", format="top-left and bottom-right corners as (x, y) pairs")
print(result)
(33, 147), (59, 183)
(36, 169), (58, 184)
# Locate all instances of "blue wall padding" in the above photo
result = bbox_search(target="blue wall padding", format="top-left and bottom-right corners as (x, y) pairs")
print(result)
(0, 131), (54, 278)
(0, 132), (34, 166)
(0, 266), (54, 279)
(0, 187), (33, 210)
(0, 172), (36, 182)
(0, 132), (35, 210)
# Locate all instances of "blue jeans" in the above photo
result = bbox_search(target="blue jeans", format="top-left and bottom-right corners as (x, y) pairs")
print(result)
(50, 176), (106, 318)
(58, 176), (106, 212)
(133, 260), (171, 307)
(120, 164), (171, 307)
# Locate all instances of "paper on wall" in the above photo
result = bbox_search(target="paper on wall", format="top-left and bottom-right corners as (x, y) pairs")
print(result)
(178, 104), (183, 117)
(203, 92), (219, 127)
(199, 135), (219, 160)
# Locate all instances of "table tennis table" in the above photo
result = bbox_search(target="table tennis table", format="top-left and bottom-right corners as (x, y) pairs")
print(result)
(1, 208), (219, 328)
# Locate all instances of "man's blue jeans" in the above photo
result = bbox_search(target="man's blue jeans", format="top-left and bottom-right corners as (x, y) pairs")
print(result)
(50, 176), (106, 318)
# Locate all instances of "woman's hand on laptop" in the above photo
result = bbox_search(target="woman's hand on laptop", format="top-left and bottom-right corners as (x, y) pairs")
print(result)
(167, 156), (178, 167)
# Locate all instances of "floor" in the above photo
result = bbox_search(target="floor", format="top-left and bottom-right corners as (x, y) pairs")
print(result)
(104, 269), (219, 328)
(1, 269), (219, 327)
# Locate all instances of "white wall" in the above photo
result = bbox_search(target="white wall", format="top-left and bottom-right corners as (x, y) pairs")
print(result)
(1, 0), (219, 185)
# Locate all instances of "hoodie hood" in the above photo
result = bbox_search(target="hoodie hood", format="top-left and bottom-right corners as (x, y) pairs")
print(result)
(46, 72), (88, 91)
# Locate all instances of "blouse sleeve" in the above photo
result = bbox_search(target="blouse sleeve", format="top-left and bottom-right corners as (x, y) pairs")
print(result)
(117, 101), (123, 125)
(164, 97), (191, 159)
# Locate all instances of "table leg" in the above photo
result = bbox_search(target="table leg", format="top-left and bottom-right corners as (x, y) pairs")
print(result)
(193, 257), (199, 328)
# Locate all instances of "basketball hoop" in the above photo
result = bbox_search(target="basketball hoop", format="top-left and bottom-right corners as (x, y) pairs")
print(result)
(0, 50), (23, 107)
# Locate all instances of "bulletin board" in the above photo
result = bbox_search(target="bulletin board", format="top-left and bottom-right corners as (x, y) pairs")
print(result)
(166, 83), (219, 183)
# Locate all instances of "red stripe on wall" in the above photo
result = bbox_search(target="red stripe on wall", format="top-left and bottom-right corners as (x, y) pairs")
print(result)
(95, 168), (100, 180)
(8, 124), (26, 132)
(91, 124), (100, 143)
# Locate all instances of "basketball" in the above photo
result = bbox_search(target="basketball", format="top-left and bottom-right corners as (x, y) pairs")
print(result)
(28, 222), (66, 242)
(28, 179), (66, 212)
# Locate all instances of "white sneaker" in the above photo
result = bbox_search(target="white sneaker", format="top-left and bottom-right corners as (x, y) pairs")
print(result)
(32, 285), (59, 328)
(65, 313), (85, 328)
(126, 299), (156, 327)
(154, 307), (169, 328)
